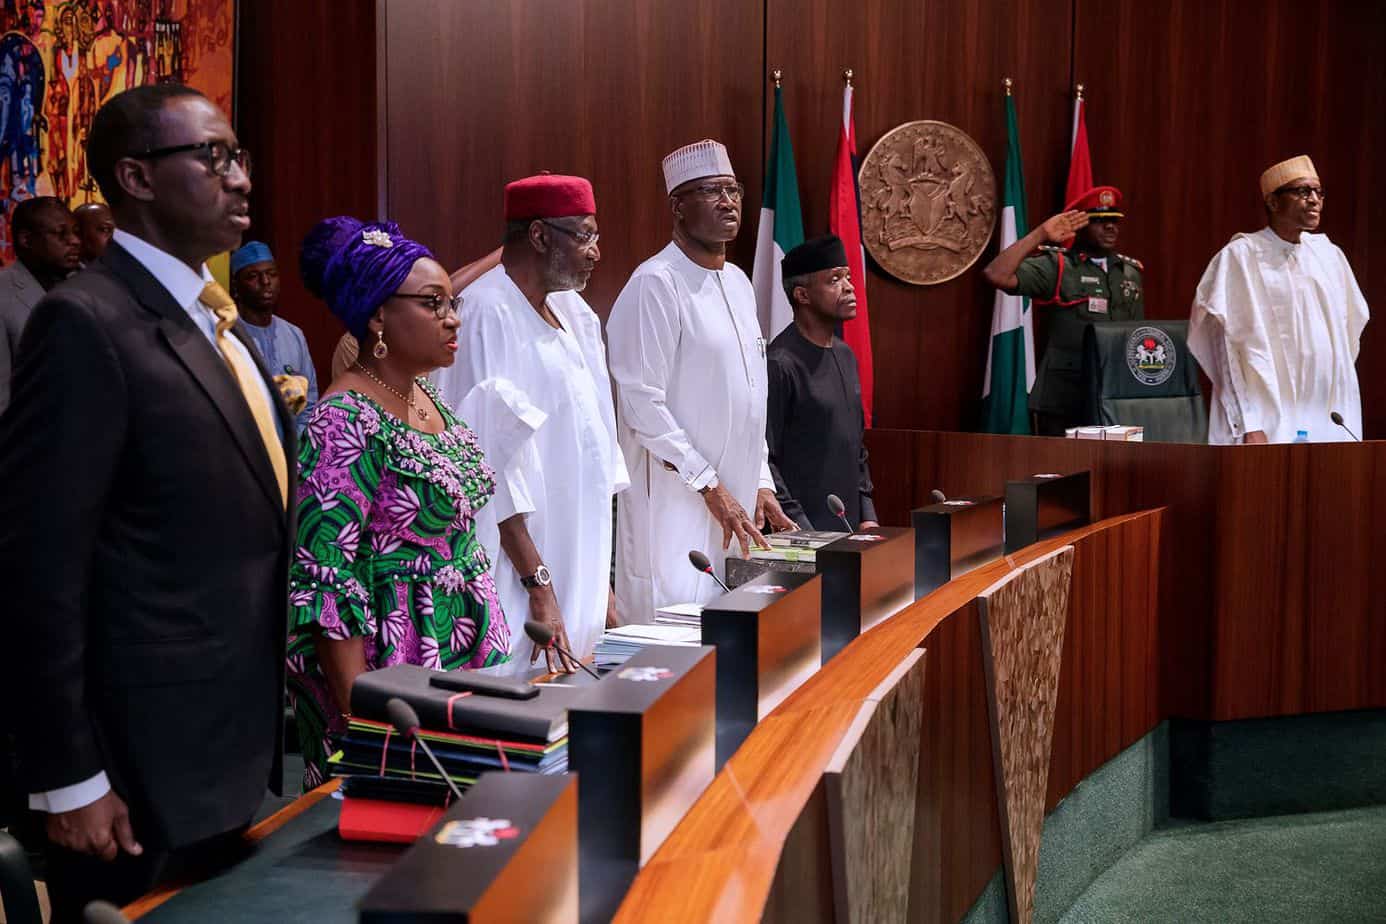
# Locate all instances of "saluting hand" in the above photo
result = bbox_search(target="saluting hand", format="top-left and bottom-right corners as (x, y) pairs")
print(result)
(1040, 209), (1089, 243)
(754, 488), (798, 534)
(703, 483), (769, 559)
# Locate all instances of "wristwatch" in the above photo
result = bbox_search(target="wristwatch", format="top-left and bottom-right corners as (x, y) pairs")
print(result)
(521, 564), (553, 590)
(698, 475), (720, 496)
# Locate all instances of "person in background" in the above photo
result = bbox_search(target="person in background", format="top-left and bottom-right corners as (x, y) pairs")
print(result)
(230, 240), (318, 429)
(1189, 155), (1368, 444)
(289, 216), (509, 788)
(767, 234), (878, 531)
(74, 202), (116, 264)
(983, 185), (1145, 434)
(607, 139), (795, 620)
(433, 173), (627, 675)
(0, 196), (81, 413)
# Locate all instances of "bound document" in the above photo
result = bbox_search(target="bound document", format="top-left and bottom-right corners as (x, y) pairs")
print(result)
(350, 664), (579, 742)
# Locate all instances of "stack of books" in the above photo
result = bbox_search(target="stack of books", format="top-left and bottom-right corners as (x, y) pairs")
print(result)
(331, 663), (577, 842)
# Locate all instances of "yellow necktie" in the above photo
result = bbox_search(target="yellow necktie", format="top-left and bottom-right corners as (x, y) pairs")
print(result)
(199, 281), (288, 506)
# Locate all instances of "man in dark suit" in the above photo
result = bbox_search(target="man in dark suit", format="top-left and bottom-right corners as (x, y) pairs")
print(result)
(0, 196), (81, 414)
(0, 83), (294, 922)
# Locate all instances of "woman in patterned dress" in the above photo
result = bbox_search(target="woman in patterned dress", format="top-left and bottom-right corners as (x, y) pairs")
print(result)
(289, 216), (509, 788)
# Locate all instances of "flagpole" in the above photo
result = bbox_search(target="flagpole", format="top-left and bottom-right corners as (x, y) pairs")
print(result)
(772, 68), (781, 88)
(1004, 76), (1013, 96)
(844, 67), (853, 86)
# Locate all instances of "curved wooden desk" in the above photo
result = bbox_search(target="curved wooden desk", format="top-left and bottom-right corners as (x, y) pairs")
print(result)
(614, 510), (1163, 923)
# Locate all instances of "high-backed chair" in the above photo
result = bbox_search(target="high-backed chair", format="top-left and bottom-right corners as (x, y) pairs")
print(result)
(0, 830), (42, 924)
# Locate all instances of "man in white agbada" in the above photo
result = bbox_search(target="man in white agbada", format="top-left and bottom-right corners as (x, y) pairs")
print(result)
(607, 140), (796, 621)
(1189, 155), (1369, 444)
(433, 173), (627, 674)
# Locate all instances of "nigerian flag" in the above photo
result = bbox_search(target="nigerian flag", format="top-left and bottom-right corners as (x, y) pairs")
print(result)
(981, 89), (1036, 433)
(752, 83), (804, 339)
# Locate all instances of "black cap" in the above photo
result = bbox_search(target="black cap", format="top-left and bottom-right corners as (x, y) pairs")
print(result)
(782, 234), (849, 279)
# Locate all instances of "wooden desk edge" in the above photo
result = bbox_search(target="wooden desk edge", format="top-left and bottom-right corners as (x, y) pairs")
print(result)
(123, 778), (343, 920)
(613, 509), (1163, 922)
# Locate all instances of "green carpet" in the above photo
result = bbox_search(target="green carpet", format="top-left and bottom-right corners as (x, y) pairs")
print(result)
(1060, 805), (1386, 923)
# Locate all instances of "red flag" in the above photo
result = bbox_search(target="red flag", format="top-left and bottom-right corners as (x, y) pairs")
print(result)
(1064, 91), (1093, 206)
(829, 81), (874, 426)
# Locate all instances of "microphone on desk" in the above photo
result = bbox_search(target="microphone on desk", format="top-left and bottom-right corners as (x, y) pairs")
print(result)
(1330, 411), (1362, 442)
(523, 620), (601, 680)
(84, 902), (131, 924)
(688, 549), (731, 594)
(385, 697), (465, 801)
(826, 493), (854, 532)
(930, 489), (948, 504)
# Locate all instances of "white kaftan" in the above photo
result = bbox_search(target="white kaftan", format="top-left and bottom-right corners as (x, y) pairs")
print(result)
(607, 242), (774, 621)
(433, 265), (628, 672)
(1189, 228), (1369, 444)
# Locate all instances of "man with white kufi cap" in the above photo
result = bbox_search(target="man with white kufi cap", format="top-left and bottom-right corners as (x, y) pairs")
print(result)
(607, 139), (796, 620)
(1189, 155), (1370, 444)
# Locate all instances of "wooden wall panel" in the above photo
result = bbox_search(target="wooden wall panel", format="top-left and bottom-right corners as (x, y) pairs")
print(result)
(382, 0), (765, 324)
(910, 600), (1003, 924)
(866, 430), (1386, 724)
(766, 0), (1073, 429)
(1072, 0), (1386, 438)
(235, 0), (378, 388)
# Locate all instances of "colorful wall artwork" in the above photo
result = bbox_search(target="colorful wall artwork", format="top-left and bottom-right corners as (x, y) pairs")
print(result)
(0, 0), (234, 262)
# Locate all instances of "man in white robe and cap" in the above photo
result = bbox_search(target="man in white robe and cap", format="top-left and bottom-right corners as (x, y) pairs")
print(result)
(607, 140), (796, 620)
(435, 173), (627, 674)
(1189, 155), (1369, 444)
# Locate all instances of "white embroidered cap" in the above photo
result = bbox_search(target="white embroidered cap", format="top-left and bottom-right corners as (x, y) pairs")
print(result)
(1259, 155), (1318, 199)
(662, 139), (736, 194)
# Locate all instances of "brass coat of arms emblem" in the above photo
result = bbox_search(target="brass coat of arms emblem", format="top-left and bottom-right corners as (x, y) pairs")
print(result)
(858, 120), (997, 285)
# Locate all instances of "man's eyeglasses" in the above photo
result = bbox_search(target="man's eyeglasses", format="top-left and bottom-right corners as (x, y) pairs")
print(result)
(136, 141), (252, 178)
(541, 219), (600, 247)
(680, 182), (745, 203)
(395, 291), (456, 318)
(1276, 185), (1325, 202)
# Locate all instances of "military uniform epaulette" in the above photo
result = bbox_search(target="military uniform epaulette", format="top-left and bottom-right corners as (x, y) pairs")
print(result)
(1117, 253), (1144, 270)
(1038, 244), (1064, 254)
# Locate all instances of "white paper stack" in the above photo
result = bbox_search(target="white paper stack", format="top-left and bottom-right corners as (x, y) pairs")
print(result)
(593, 622), (702, 670)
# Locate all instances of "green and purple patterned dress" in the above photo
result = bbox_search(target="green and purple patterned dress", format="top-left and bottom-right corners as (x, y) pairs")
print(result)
(287, 381), (509, 788)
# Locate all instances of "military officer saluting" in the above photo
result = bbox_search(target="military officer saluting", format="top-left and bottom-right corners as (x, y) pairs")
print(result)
(983, 185), (1144, 434)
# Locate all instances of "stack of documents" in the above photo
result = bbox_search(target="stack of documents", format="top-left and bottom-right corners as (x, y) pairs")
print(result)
(653, 601), (703, 627)
(330, 664), (577, 838)
(593, 622), (702, 671)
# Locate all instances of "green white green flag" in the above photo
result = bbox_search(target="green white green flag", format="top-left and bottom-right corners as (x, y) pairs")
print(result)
(981, 90), (1035, 433)
(752, 84), (805, 338)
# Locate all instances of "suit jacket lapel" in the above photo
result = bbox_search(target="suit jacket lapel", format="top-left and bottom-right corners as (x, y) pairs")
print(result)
(103, 243), (287, 521)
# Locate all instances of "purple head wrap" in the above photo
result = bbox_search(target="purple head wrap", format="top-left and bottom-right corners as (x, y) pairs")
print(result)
(299, 216), (436, 339)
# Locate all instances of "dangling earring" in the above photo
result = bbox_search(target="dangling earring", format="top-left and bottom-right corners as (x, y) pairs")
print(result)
(373, 329), (388, 359)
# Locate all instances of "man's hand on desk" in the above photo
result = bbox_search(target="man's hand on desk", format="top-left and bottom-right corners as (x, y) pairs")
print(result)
(528, 586), (580, 674)
(703, 483), (768, 558)
(46, 790), (143, 861)
(1243, 430), (1269, 445)
(754, 488), (798, 534)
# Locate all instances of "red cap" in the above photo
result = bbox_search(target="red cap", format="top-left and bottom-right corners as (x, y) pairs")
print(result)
(504, 174), (596, 220)
(1064, 185), (1123, 218)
